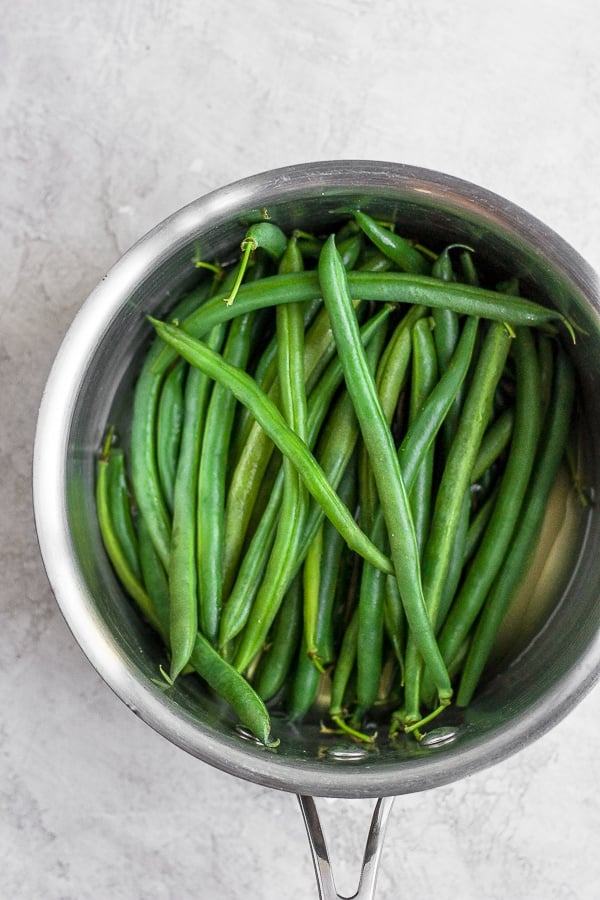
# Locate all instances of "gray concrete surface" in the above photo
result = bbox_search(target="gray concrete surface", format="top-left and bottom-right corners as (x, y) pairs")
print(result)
(2, 1), (600, 898)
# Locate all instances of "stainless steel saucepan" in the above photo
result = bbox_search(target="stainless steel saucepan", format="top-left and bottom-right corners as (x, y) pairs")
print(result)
(33, 161), (600, 899)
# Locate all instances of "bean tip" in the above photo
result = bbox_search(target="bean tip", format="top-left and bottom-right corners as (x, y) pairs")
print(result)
(99, 424), (116, 462)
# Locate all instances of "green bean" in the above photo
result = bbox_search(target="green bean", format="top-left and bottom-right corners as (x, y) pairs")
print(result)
(403, 321), (512, 726)
(356, 513), (388, 716)
(435, 327), (542, 675)
(407, 317), (439, 554)
(470, 407), (515, 483)
(354, 313), (415, 717)
(334, 218), (360, 242)
(329, 607), (375, 742)
(303, 524), (324, 667)
(433, 309), (463, 455)
(255, 574), (303, 702)
(137, 512), (170, 636)
(401, 312), (453, 722)
(435, 489), (471, 633)
(462, 485), (499, 565)
(148, 317), (393, 573)
(456, 345), (575, 706)
(376, 306), (427, 402)
(397, 315), (480, 489)
(156, 360), (186, 514)
(337, 232), (364, 270)
(189, 633), (278, 747)
(318, 235), (452, 703)
(431, 245), (473, 451)
(288, 458), (358, 720)
(355, 305), (422, 532)
(351, 325), (397, 718)
(460, 249), (480, 286)
(422, 321), (513, 626)
(131, 277), (216, 569)
(197, 313), (254, 644)
(227, 278), (319, 468)
(354, 211), (430, 274)
(96, 431), (164, 636)
(107, 448), (141, 581)
(169, 324), (227, 679)
(358, 246), (394, 272)
(383, 574), (406, 677)
(218, 485), (279, 652)
(232, 239), (310, 673)
(151, 270), (571, 377)
(130, 365), (173, 569)
(352, 312), (479, 700)
(538, 333), (556, 421)
(295, 388), (361, 565)
(357, 322), (396, 534)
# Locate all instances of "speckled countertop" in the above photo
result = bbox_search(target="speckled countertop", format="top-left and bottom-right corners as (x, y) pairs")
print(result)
(2, 2), (600, 898)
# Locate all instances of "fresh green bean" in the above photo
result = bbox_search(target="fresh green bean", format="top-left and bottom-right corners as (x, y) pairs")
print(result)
(357, 321), (396, 534)
(197, 313), (254, 645)
(403, 321), (512, 726)
(169, 324), (227, 680)
(232, 239), (310, 674)
(431, 245), (477, 452)
(407, 317), (438, 554)
(456, 345), (574, 706)
(356, 513), (388, 716)
(329, 607), (375, 743)
(130, 361), (173, 569)
(384, 574), (406, 678)
(397, 315), (480, 488)
(107, 448), (141, 581)
(138, 512), (170, 636)
(421, 321), (513, 629)
(189, 633), (278, 747)
(355, 305), (422, 534)
(151, 270), (571, 376)
(435, 489), (471, 635)
(218, 485), (279, 652)
(470, 407), (515, 483)
(350, 305), (479, 723)
(435, 327), (542, 675)
(96, 431), (164, 636)
(318, 235), (452, 703)
(460, 249), (480, 286)
(255, 575), (303, 702)
(288, 457), (358, 720)
(462, 485), (499, 565)
(156, 360), (186, 514)
(302, 524), (324, 668)
(337, 232), (364, 270)
(131, 277), (216, 569)
(354, 211), (430, 274)
(352, 326), (397, 719)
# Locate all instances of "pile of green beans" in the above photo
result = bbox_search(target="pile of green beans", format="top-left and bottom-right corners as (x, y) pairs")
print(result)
(96, 211), (578, 747)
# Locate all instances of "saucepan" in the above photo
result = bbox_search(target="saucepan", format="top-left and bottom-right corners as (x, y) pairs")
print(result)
(33, 161), (600, 899)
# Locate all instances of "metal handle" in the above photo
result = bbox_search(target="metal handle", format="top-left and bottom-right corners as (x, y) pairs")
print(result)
(298, 795), (395, 900)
